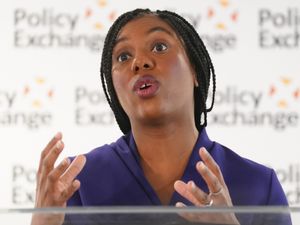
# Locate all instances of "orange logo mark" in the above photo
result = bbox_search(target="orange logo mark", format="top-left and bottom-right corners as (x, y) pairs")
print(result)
(98, 0), (107, 7)
(84, 0), (117, 30)
(85, 8), (92, 18)
(23, 76), (54, 109)
(48, 90), (54, 98)
(269, 76), (300, 109)
(269, 85), (276, 96)
(94, 22), (103, 29)
(36, 77), (45, 85)
(24, 86), (30, 95)
(281, 77), (291, 85)
(207, 0), (238, 31)
(216, 23), (226, 30)
(294, 88), (300, 99)
(278, 100), (287, 108)
(220, 0), (229, 7)
(231, 11), (238, 22)
(32, 100), (42, 108)
(208, 8), (214, 19)
(109, 11), (117, 21)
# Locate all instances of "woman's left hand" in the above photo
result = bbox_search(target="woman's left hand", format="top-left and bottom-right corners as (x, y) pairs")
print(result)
(174, 147), (240, 225)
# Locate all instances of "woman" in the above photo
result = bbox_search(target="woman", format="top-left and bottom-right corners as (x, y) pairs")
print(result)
(32, 9), (290, 225)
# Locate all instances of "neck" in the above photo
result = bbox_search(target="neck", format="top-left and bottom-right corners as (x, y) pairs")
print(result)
(131, 119), (199, 168)
(131, 119), (199, 205)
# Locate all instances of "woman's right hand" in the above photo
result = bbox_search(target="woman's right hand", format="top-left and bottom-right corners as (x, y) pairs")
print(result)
(31, 132), (86, 225)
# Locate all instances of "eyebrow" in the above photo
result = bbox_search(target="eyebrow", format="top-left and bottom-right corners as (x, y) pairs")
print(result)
(114, 26), (174, 47)
(146, 26), (173, 36)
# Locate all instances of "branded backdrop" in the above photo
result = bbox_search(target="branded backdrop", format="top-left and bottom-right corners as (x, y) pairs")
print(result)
(0, 0), (299, 212)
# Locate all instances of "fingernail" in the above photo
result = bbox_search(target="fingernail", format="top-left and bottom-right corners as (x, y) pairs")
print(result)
(56, 141), (62, 149)
(188, 180), (196, 191)
(201, 147), (208, 155)
(73, 180), (80, 188)
(176, 202), (186, 207)
(55, 132), (62, 139)
(191, 181), (196, 190)
(197, 161), (205, 170)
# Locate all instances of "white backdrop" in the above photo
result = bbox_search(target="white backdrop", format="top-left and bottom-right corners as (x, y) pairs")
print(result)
(0, 0), (299, 214)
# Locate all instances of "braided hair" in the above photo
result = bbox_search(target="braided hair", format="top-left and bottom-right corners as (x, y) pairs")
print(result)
(100, 8), (216, 134)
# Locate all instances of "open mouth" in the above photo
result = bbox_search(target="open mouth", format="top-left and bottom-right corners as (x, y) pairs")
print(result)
(133, 75), (160, 98)
(140, 83), (152, 90)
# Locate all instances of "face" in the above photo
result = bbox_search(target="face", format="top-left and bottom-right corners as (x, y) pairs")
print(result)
(111, 15), (198, 127)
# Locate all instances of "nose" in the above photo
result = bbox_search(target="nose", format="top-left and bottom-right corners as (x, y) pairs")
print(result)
(131, 54), (154, 73)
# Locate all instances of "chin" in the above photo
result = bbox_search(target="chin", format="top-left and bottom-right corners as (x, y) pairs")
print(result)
(127, 99), (173, 125)
(136, 109), (172, 127)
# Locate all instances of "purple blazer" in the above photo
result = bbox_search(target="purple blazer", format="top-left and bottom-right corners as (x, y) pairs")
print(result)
(67, 129), (291, 225)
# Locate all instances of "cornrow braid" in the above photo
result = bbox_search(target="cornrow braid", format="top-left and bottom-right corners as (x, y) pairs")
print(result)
(100, 8), (216, 134)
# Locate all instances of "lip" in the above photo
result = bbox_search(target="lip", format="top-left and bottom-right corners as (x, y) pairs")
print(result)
(133, 75), (160, 98)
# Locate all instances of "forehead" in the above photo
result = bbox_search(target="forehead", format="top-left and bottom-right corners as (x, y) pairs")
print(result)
(115, 15), (179, 42)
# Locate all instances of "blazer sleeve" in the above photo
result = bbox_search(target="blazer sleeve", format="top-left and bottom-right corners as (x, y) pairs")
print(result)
(261, 169), (292, 225)
(266, 169), (289, 205)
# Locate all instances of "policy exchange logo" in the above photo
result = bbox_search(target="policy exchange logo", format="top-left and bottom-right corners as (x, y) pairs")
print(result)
(269, 76), (300, 109)
(258, 7), (300, 48)
(84, 0), (117, 31)
(23, 76), (54, 109)
(200, 0), (239, 53)
(0, 76), (54, 129)
(209, 76), (300, 130)
(13, 0), (118, 52)
(206, 0), (238, 31)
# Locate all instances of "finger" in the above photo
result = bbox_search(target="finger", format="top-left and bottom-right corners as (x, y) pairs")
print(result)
(175, 202), (192, 220)
(43, 132), (63, 154)
(37, 132), (62, 175)
(41, 140), (64, 176)
(175, 202), (191, 220)
(174, 180), (201, 206)
(47, 158), (70, 185)
(36, 141), (65, 200)
(60, 155), (86, 184)
(175, 202), (199, 222)
(60, 179), (81, 203)
(175, 202), (187, 207)
(199, 147), (226, 186)
(196, 161), (223, 194)
(187, 181), (210, 205)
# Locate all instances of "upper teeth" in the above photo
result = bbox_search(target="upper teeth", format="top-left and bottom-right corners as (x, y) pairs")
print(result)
(141, 83), (148, 89)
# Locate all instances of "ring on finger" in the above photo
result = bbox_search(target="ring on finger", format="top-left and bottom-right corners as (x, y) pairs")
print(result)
(204, 198), (213, 207)
(209, 188), (222, 197)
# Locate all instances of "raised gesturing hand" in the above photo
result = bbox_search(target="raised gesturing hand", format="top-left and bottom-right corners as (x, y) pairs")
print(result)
(174, 147), (240, 225)
(31, 132), (86, 225)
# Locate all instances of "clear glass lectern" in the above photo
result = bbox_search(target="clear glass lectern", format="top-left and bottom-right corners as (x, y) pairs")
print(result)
(1, 206), (299, 225)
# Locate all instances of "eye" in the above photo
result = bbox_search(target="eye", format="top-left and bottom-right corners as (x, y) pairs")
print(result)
(117, 52), (131, 62)
(152, 42), (168, 52)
